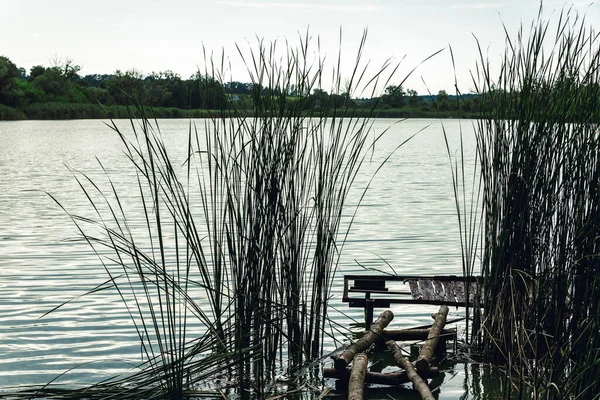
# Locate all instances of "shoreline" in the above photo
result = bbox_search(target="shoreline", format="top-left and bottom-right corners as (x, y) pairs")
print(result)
(0, 103), (478, 121)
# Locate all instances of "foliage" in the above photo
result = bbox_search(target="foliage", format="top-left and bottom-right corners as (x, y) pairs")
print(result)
(436, 89), (449, 102)
(43, 32), (417, 398)
(381, 84), (406, 108)
(406, 89), (421, 107)
(0, 104), (26, 120)
(29, 65), (46, 81)
(474, 6), (600, 398)
(0, 55), (22, 106)
(0, 52), (490, 120)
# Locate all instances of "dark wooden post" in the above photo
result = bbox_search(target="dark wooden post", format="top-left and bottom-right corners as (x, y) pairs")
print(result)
(365, 298), (374, 326)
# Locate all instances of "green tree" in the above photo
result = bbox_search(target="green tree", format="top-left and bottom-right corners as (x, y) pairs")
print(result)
(51, 56), (81, 81)
(190, 72), (228, 110)
(83, 74), (111, 87)
(381, 85), (405, 108)
(310, 88), (329, 110)
(407, 89), (420, 107)
(85, 86), (114, 105)
(105, 69), (146, 103)
(434, 90), (451, 112)
(29, 65), (46, 81)
(160, 71), (188, 108)
(436, 90), (449, 102)
(0, 56), (21, 106)
(224, 81), (253, 95)
(31, 67), (70, 98)
(330, 93), (355, 108)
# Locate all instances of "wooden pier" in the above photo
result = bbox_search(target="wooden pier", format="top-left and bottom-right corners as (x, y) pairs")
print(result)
(331, 274), (484, 399)
(329, 307), (454, 400)
(342, 274), (482, 325)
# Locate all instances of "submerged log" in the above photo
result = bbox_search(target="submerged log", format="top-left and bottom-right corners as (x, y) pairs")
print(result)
(415, 305), (449, 372)
(334, 310), (394, 370)
(383, 328), (455, 341)
(324, 367), (439, 385)
(348, 353), (368, 400)
(387, 340), (435, 400)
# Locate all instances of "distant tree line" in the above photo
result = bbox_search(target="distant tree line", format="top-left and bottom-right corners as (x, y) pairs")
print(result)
(0, 55), (231, 113)
(0, 55), (483, 120)
(4, 54), (594, 120)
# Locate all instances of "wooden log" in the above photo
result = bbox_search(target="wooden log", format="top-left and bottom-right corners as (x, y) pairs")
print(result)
(348, 353), (368, 400)
(323, 367), (440, 385)
(386, 340), (435, 400)
(383, 328), (455, 341)
(415, 305), (449, 372)
(334, 310), (394, 370)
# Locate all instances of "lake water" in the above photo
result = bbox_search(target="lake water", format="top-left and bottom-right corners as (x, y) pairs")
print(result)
(0, 118), (496, 398)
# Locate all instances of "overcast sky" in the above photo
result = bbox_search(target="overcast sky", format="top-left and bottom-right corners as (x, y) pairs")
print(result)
(2, 0), (597, 95)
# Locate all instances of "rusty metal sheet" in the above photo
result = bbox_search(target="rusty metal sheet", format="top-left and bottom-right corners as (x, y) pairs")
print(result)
(408, 278), (481, 303)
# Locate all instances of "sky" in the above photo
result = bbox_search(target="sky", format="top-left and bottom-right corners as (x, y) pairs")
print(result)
(2, 0), (598, 95)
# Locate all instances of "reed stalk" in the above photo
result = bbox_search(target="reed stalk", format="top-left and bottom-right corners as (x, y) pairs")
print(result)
(474, 5), (600, 398)
(47, 31), (427, 398)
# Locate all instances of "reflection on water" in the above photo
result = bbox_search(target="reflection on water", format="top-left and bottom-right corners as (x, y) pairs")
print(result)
(0, 118), (499, 398)
(328, 362), (517, 399)
(325, 340), (516, 399)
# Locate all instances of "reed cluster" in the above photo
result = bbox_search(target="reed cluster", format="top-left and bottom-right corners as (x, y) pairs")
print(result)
(473, 7), (600, 398)
(50, 32), (416, 398)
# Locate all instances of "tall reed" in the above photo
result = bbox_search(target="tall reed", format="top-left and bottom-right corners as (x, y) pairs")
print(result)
(473, 6), (600, 398)
(53, 32), (421, 398)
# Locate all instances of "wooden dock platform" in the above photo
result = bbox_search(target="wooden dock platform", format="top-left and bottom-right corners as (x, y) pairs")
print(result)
(342, 274), (482, 325)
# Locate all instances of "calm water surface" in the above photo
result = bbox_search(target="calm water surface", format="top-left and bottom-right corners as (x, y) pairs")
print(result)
(0, 118), (493, 398)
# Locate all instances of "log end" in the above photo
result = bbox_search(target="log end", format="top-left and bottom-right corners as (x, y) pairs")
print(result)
(415, 358), (431, 373)
(334, 356), (349, 371)
(376, 309), (394, 324)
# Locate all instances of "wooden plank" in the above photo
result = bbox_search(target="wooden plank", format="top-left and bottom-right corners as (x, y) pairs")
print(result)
(348, 298), (473, 307)
(348, 288), (411, 295)
(344, 274), (482, 283)
(352, 279), (387, 290)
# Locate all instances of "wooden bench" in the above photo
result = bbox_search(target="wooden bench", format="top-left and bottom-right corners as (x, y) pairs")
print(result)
(342, 274), (482, 325)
